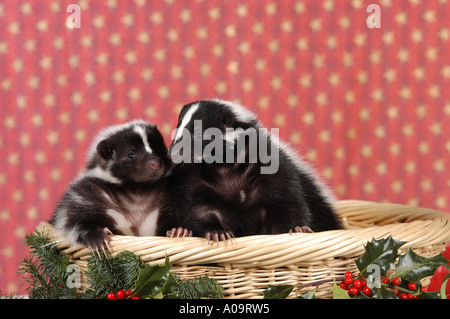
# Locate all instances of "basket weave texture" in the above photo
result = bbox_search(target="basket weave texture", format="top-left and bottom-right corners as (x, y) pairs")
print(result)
(37, 200), (450, 299)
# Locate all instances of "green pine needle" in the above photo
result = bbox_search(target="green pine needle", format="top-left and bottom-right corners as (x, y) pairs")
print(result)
(19, 231), (224, 299)
(19, 231), (75, 299)
(176, 276), (224, 299)
(84, 250), (145, 298)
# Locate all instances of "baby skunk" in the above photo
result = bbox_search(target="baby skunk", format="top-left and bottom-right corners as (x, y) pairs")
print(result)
(50, 120), (175, 252)
(168, 99), (342, 242)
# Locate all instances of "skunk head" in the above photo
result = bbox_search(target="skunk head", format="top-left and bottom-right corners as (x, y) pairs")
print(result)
(85, 120), (172, 184)
(169, 99), (260, 164)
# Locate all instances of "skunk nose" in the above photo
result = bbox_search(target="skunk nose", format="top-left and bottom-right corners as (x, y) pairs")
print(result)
(148, 158), (162, 170)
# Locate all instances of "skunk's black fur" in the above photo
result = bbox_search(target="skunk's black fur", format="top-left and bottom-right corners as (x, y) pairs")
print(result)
(50, 120), (175, 249)
(168, 100), (342, 239)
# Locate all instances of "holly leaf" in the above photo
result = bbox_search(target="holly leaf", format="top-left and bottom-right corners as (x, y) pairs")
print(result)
(161, 272), (178, 295)
(374, 287), (399, 299)
(417, 290), (441, 299)
(355, 236), (405, 280)
(263, 284), (294, 299)
(132, 257), (173, 298)
(393, 248), (449, 283)
(440, 274), (450, 299)
(330, 280), (350, 299)
(296, 291), (316, 299)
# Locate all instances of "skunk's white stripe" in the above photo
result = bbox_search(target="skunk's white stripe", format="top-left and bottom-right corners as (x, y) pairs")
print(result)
(213, 99), (258, 123)
(86, 119), (151, 162)
(174, 103), (199, 142)
(106, 209), (133, 235)
(82, 167), (122, 184)
(53, 211), (87, 245)
(139, 209), (159, 236)
(133, 125), (152, 154)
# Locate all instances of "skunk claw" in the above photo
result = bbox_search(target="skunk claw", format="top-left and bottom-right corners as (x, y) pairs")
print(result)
(290, 225), (314, 234)
(104, 239), (112, 252)
(168, 228), (176, 238)
(101, 246), (108, 258)
(86, 227), (113, 258)
(182, 228), (192, 237)
(205, 230), (234, 247)
(166, 227), (193, 238)
(94, 247), (101, 259)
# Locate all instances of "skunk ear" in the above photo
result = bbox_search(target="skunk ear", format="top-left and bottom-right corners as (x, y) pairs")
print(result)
(97, 139), (114, 160)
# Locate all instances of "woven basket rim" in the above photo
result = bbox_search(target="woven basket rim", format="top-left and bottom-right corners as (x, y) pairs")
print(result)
(37, 200), (450, 268)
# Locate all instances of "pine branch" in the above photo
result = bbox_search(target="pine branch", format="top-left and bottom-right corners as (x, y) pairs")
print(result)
(19, 231), (75, 299)
(84, 250), (145, 298)
(177, 276), (224, 299)
(23, 230), (71, 281)
(19, 231), (224, 299)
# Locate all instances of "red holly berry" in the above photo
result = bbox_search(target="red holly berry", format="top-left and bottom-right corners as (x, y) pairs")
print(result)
(116, 290), (125, 299)
(421, 286), (428, 292)
(408, 282), (417, 291)
(107, 292), (116, 299)
(340, 281), (349, 290)
(392, 277), (401, 286)
(361, 280), (367, 287)
(345, 271), (353, 278)
(131, 296), (140, 299)
(344, 277), (353, 285)
(125, 290), (132, 297)
(399, 293), (408, 299)
(348, 286), (359, 296)
(353, 279), (362, 289)
(382, 278), (390, 284)
(362, 286), (372, 296)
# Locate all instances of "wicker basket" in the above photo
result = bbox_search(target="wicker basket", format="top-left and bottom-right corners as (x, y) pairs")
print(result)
(36, 200), (450, 299)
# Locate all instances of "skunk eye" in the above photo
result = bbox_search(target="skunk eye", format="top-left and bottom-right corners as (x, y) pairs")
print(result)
(127, 152), (135, 159)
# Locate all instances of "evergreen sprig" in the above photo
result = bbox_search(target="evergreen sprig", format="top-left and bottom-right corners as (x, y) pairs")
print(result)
(19, 230), (224, 299)
(18, 230), (76, 299)
(84, 250), (145, 299)
(176, 276), (224, 299)
(131, 257), (224, 299)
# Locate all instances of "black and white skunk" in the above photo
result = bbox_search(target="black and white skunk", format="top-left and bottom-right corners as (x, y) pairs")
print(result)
(168, 99), (342, 242)
(50, 120), (175, 252)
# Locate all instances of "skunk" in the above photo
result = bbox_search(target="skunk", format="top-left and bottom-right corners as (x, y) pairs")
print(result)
(168, 99), (342, 242)
(50, 120), (176, 252)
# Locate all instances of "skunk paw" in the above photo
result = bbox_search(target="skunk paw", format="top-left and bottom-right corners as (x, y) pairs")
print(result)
(205, 230), (234, 247)
(166, 227), (193, 238)
(289, 225), (314, 234)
